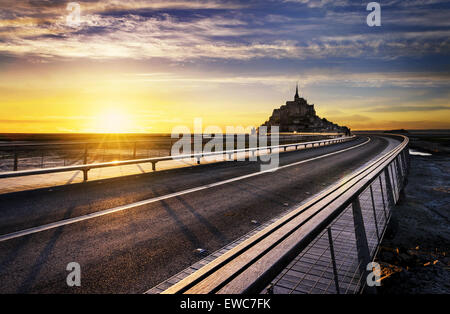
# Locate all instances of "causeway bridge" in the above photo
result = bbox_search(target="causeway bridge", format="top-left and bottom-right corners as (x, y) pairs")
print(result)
(0, 134), (408, 294)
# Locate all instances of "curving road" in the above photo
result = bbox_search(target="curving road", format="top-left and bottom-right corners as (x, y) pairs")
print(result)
(0, 135), (399, 293)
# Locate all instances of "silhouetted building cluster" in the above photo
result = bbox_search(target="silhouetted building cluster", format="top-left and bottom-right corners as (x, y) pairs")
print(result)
(261, 84), (350, 135)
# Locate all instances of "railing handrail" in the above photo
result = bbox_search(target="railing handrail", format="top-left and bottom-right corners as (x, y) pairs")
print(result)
(0, 133), (344, 149)
(161, 134), (409, 294)
(0, 136), (355, 180)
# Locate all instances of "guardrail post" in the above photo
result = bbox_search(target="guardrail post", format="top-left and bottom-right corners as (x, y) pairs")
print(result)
(83, 169), (89, 181)
(369, 185), (380, 241)
(390, 163), (399, 202)
(83, 144), (88, 164)
(401, 150), (408, 173)
(405, 147), (410, 169)
(352, 197), (376, 294)
(152, 161), (156, 171)
(378, 176), (388, 220)
(395, 156), (404, 183)
(197, 156), (201, 164)
(13, 151), (18, 171)
(400, 152), (406, 171)
(384, 167), (395, 207)
(397, 157), (402, 182)
(327, 227), (340, 294)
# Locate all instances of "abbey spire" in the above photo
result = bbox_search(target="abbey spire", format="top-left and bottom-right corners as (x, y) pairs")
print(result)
(294, 82), (300, 100)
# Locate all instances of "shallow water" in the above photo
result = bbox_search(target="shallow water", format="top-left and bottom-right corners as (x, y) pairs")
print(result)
(409, 149), (432, 156)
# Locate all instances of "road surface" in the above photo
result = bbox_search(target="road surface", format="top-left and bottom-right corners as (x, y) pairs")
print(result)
(0, 135), (399, 293)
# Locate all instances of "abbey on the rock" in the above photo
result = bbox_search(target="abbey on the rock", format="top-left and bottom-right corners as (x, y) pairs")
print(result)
(261, 84), (350, 134)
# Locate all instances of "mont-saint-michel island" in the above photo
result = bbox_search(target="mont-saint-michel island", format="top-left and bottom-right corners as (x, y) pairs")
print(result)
(261, 84), (350, 135)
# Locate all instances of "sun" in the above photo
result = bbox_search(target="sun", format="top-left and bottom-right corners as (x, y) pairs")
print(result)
(97, 109), (133, 133)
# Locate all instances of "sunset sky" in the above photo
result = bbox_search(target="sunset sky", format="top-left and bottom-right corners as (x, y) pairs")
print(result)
(0, 0), (449, 133)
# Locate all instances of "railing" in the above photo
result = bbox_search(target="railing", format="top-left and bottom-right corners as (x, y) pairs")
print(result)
(0, 138), (173, 172)
(0, 136), (355, 181)
(0, 133), (344, 172)
(160, 134), (409, 294)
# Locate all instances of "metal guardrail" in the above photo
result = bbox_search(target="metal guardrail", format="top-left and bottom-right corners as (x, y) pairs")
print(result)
(0, 133), (345, 149)
(160, 134), (409, 294)
(0, 134), (344, 171)
(1, 139), (166, 171)
(0, 136), (355, 181)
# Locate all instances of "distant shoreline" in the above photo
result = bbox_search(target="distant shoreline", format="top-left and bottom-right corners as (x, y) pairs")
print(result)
(0, 129), (448, 143)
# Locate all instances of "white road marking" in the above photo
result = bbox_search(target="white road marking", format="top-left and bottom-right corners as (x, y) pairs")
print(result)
(0, 138), (370, 242)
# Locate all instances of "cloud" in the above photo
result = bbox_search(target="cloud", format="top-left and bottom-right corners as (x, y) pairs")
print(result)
(113, 71), (450, 99)
(365, 106), (450, 112)
(282, 0), (350, 8)
(350, 119), (450, 130)
(0, 116), (93, 124)
(0, 0), (449, 62)
(327, 114), (372, 122)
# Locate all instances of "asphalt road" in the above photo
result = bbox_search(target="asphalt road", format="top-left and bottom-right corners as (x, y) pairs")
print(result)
(0, 135), (399, 293)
